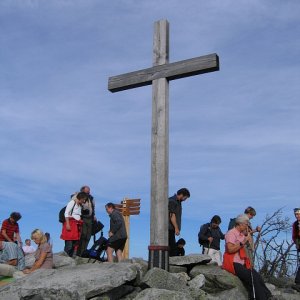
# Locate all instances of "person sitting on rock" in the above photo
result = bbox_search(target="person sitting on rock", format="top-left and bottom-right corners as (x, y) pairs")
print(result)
(105, 203), (127, 262)
(198, 215), (224, 266)
(0, 240), (25, 276)
(223, 214), (272, 300)
(23, 229), (53, 274)
(175, 238), (186, 256)
(60, 192), (88, 257)
(22, 239), (36, 255)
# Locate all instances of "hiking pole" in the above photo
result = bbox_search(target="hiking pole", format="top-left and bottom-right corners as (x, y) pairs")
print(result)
(250, 267), (256, 300)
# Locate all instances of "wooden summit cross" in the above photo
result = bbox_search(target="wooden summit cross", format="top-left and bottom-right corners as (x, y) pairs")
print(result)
(108, 20), (219, 270)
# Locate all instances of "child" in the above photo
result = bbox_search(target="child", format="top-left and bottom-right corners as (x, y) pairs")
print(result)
(175, 238), (186, 256)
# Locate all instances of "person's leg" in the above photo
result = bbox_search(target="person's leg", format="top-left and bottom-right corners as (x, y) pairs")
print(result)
(78, 218), (93, 256)
(168, 230), (176, 257)
(0, 263), (16, 276)
(77, 219), (88, 256)
(296, 265), (300, 284)
(64, 240), (74, 257)
(251, 268), (272, 300)
(212, 249), (223, 266)
(234, 263), (272, 300)
(116, 249), (123, 262)
(106, 246), (114, 262)
(233, 263), (253, 299)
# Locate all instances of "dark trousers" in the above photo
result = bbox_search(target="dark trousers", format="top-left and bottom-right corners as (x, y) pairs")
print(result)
(169, 230), (177, 257)
(234, 263), (272, 300)
(64, 240), (78, 257)
(77, 217), (93, 256)
(296, 266), (300, 284)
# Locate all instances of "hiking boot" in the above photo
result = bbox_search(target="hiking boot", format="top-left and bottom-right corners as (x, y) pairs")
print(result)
(292, 284), (300, 292)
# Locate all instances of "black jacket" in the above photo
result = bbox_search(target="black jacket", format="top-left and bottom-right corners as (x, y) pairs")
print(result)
(198, 222), (225, 250)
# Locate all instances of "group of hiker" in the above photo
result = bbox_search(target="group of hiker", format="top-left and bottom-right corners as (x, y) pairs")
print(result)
(168, 188), (300, 298)
(0, 185), (128, 278)
(60, 186), (127, 263)
(0, 185), (299, 299)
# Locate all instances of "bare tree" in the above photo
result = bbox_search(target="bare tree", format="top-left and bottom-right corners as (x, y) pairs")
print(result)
(253, 208), (297, 277)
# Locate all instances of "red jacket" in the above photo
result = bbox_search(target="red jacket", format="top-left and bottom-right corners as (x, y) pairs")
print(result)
(60, 218), (83, 241)
(222, 246), (251, 275)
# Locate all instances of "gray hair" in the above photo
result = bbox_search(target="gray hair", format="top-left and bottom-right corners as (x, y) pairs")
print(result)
(235, 214), (249, 225)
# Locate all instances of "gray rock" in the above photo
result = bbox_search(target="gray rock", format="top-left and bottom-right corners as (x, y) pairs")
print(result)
(25, 253), (35, 268)
(120, 287), (142, 300)
(172, 272), (190, 284)
(188, 274), (205, 290)
(90, 284), (135, 300)
(169, 265), (187, 273)
(133, 288), (194, 300)
(190, 264), (247, 296)
(206, 287), (247, 300)
(141, 267), (188, 291)
(53, 254), (76, 268)
(169, 254), (211, 267)
(74, 256), (92, 265)
(0, 262), (140, 300)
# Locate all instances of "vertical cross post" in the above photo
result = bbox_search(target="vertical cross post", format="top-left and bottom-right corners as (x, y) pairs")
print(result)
(108, 19), (219, 270)
(148, 20), (169, 270)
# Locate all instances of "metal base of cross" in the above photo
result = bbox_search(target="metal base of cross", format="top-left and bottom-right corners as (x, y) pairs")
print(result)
(148, 245), (169, 270)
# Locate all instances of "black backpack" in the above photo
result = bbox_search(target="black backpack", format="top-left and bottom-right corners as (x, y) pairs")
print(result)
(59, 201), (76, 223)
(228, 218), (236, 231)
(198, 223), (210, 245)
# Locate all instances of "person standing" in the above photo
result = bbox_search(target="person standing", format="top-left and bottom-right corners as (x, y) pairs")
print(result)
(60, 192), (88, 257)
(77, 186), (96, 257)
(168, 188), (190, 257)
(198, 215), (225, 266)
(105, 203), (127, 262)
(223, 214), (272, 300)
(0, 212), (22, 247)
(292, 208), (300, 292)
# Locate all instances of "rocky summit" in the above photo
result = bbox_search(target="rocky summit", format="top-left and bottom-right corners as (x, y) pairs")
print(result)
(0, 253), (299, 300)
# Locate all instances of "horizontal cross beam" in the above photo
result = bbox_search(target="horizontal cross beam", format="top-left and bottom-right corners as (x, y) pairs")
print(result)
(108, 53), (219, 93)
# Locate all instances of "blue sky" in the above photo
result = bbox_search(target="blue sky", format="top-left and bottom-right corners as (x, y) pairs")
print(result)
(0, 1), (300, 258)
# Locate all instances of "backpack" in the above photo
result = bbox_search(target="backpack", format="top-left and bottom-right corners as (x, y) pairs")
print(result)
(81, 233), (108, 262)
(59, 201), (76, 223)
(91, 220), (104, 235)
(198, 223), (210, 245)
(228, 218), (236, 231)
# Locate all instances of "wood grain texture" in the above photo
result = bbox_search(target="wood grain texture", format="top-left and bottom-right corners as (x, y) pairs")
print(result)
(108, 53), (219, 92)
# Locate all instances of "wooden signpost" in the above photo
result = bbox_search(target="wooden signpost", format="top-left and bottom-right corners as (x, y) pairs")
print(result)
(115, 198), (141, 259)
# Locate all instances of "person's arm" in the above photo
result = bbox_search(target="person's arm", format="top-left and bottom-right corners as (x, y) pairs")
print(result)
(219, 229), (225, 240)
(170, 213), (179, 235)
(64, 201), (76, 231)
(1, 229), (13, 242)
(6, 259), (17, 266)
(23, 252), (47, 274)
(169, 201), (180, 235)
(15, 232), (22, 245)
(226, 235), (251, 254)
